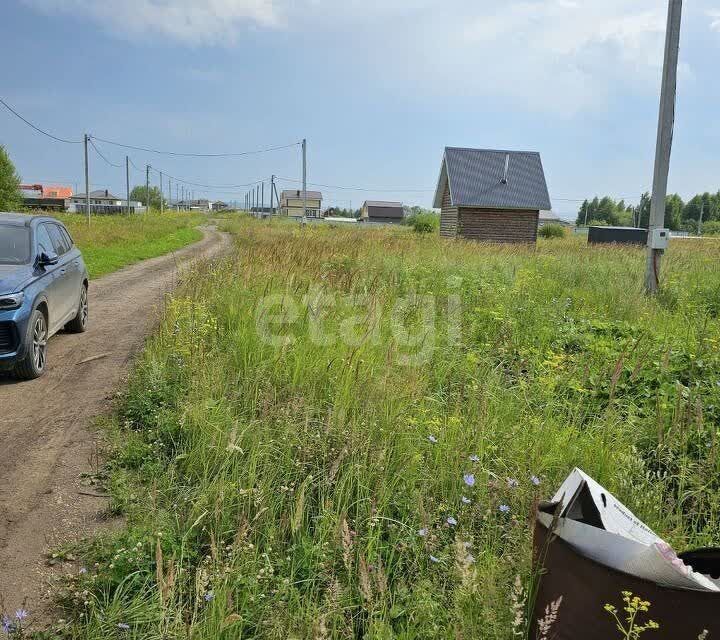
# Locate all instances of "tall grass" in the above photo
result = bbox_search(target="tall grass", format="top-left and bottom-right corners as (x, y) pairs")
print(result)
(52, 212), (205, 278)
(55, 219), (720, 639)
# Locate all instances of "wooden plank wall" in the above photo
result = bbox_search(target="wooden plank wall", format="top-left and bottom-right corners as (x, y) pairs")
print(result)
(458, 209), (539, 244)
(439, 184), (458, 238)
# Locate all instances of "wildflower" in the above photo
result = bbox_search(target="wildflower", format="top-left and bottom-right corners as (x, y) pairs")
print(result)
(429, 555), (440, 563)
(204, 591), (214, 602)
(507, 478), (519, 489)
(461, 496), (471, 505)
(465, 553), (476, 564)
(427, 435), (438, 444)
(499, 504), (511, 513)
(417, 528), (428, 537)
(463, 473), (476, 487)
(2, 616), (12, 634)
(531, 475), (541, 486)
(14, 610), (28, 622)
(117, 623), (130, 631)
(447, 516), (457, 526)
(79, 567), (88, 574)
(468, 454), (480, 463)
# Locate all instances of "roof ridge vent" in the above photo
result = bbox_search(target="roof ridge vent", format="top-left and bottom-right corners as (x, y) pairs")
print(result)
(501, 153), (510, 185)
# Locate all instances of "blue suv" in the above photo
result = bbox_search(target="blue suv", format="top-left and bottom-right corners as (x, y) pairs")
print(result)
(0, 213), (89, 379)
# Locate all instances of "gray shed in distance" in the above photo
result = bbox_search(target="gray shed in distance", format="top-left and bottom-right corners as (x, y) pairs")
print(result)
(360, 201), (405, 224)
(433, 147), (551, 243)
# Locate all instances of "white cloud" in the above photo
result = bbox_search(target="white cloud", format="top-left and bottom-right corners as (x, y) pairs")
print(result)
(20, 0), (684, 115)
(709, 9), (720, 31)
(21, 0), (280, 44)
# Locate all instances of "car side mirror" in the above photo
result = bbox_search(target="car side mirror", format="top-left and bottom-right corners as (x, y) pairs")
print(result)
(39, 251), (59, 267)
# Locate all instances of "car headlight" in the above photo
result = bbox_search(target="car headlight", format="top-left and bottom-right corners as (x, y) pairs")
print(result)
(0, 292), (25, 310)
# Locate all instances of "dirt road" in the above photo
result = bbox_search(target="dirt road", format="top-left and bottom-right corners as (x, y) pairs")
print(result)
(0, 226), (232, 620)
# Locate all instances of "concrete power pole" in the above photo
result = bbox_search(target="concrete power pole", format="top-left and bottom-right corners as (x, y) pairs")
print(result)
(270, 175), (275, 215)
(698, 201), (705, 236)
(302, 138), (307, 222)
(645, 0), (682, 294)
(160, 171), (164, 214)
(261, 181), (265, 217)
(126, 155), (131, 214)
(146, 165), (151, 212)
(83, 134), (90, 225)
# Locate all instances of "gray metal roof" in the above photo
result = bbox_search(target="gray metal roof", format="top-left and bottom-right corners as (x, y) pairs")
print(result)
(74, 190), (123, 200)
(281, 190), (323, 200)
(433, 147), (551, 211)
(363, 200), (403, 208)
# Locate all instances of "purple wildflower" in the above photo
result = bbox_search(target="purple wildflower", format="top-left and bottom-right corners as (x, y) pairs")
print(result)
(463, 473), (476, 487)
(204, 591), (214, 602)
(417, 528), (428, 537)
(531, 475), (541, 486)
(447, 516), (457, 526)
(468, 454), (480, 463)
(507, 478), (519, 489)
(427, 435), (438, 444)
(429, 555), (440, 563)
(461, 496), (471, 505)
(466, 554), (476, 564)
(79, 567), (88, 574)
(499, 504), (511, 514)
(14, 610), (28, 622)
(2, 616), (12, 634)
(117, 623), (130, 631)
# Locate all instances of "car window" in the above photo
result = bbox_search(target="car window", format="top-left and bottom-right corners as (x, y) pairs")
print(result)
(47, 224), (70, 255)
(59, 226), (74, 249)
(0, 225), (31, 265)
(35, 224), (55, 256)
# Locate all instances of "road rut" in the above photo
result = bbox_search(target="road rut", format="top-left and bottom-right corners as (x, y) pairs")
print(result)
(0, 226), (232, 620)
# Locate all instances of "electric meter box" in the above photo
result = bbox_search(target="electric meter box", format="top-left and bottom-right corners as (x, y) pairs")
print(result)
(650, 228), (670, 250)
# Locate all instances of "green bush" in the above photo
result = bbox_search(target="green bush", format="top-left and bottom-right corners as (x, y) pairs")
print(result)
(409, 212), (440, 234)
(538, 223), (567, 239)
(701, 220), (720, 236)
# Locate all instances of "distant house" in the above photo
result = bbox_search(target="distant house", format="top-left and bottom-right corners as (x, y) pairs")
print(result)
(360, 201), (405, 224)
(280, 190), (323, 218)
(21, 183), (73, 211)
(538, 211), (572, 228)
(68, 189), (143, 214)
(433, 147), (551, 243)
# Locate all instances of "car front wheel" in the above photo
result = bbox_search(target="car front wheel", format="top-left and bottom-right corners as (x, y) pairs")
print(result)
(15, 309), (48, 380)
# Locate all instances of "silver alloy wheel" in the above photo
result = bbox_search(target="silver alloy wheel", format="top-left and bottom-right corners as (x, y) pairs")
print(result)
(33, 314), (48, 371)
(80, 287), (88, 327)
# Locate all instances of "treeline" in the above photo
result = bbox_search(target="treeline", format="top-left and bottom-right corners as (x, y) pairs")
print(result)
(577, 191), (720, 233)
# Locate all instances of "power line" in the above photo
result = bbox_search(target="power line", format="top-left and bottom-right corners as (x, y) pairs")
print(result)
(88, 138), (123, 168)
(90, 135), (301, 158)
(0, 96), (83, 144)
(277, 176), (434, 193)
(151, 166), (264, 190)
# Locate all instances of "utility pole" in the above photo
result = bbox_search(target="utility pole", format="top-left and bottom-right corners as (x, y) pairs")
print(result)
(126, 155), (131, 214)
(146, 165), (151, 212)
(256, 184), (260, 217)
(160, 171), (164, 214)
(645, 0), (682, 294)
(270, 175), (275, 215)
(261, 181), (265, 217)
(302, 138), (307, 222)
(698, 201), (705, 236)
(83, 133), (90, 225)
(168, 178), (171, 209)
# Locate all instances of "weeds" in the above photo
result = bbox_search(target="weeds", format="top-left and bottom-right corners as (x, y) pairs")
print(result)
(56, 219), (720, 638)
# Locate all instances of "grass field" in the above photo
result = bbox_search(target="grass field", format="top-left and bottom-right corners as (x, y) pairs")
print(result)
(54, 212), (205, 278)
(51, 219), (720, 639)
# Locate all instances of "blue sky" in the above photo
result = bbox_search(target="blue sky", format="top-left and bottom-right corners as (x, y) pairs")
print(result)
(1, 0), (719, 218)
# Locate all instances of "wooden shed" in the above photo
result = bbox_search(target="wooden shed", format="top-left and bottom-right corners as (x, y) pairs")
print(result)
(433, 147), (551, 243)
